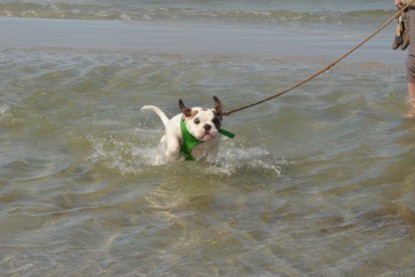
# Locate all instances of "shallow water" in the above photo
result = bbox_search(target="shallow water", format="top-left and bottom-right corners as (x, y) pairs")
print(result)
(2, 0), (415, 276)
(1, 47), (415, 276)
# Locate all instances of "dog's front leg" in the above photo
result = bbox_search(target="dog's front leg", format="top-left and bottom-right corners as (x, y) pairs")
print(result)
(165, 135), (181, 161)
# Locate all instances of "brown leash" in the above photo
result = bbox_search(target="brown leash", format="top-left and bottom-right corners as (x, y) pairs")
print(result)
(221, 1), (415, 117)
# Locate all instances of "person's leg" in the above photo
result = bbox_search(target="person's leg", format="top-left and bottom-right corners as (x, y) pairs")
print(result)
(406, 55), (415, 117)
(406, 82), (415, 117)
(408, 81), (415, 106)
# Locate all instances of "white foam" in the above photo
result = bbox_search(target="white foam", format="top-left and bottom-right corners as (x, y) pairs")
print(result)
(3, 10), (13, 17)
(0, 105), (9, 117)
(119, 12), (131, 21)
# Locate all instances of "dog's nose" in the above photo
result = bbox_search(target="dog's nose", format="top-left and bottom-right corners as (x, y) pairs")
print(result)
(204, 124), (211, 132)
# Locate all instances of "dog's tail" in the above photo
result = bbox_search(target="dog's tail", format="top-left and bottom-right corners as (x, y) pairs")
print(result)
(141, 105), (170, 127)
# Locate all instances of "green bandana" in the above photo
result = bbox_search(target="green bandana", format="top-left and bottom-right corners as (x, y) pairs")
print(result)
(180, 119), (235, 160)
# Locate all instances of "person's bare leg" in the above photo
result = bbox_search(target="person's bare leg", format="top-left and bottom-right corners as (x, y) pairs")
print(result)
(408, 82), (415, 104)
(406, 81), (415, 117)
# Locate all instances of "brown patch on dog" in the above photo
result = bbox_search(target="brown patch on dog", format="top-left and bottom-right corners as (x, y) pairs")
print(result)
(179, 99), (198, 118)
(213, 96), (223, 115)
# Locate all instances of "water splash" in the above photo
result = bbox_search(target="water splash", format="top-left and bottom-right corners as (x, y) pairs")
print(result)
(208, 146), (285, 176)
(84, 129), (286, 179)
(0, 105), (9, 117)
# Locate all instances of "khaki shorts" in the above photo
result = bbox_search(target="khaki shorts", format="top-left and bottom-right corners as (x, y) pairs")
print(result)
(407, 55), (415, 83)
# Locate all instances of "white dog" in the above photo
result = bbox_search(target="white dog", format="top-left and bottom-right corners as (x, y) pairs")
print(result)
(142, 96), (234, 162)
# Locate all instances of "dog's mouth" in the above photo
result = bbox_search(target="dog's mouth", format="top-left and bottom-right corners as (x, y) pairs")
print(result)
(199, 133), (213, 141)
(198, 131), (216, 141)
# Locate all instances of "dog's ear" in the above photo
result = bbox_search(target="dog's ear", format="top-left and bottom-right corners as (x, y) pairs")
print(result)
(213, 96), (223, 115)
(179, 99), (193, 117)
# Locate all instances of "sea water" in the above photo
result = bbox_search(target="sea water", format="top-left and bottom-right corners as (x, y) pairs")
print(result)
(1, 0), (415, 276)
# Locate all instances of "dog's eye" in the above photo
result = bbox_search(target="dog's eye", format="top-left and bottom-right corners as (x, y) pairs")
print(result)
(194, 118), (200, 124)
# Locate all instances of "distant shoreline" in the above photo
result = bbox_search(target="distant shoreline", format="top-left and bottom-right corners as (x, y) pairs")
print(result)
(0, 16), (407, 64)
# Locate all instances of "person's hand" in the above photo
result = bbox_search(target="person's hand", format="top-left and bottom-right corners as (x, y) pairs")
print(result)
(395, 0), (404, 9)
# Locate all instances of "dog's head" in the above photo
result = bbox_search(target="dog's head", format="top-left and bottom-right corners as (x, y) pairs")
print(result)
(179, 96), (223, 142)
